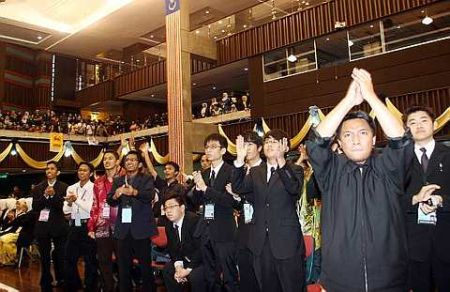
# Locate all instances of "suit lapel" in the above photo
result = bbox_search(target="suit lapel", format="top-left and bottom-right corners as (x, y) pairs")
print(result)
(426, 144), (444, 177)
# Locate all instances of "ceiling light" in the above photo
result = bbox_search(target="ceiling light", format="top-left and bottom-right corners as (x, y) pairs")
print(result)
(195, 30), (200, 34)
(150, 35), (154, 38)
(287, 54), (297, 62)
(243, 24), (247, 28)
(422, 16), (433, 25)
(37, 35), (42, 40)
(10, 147), (17, 156)
(326, 37), (330, 41)
(212, 86), (216, 90)
(151, 94), (155, 97)
(193, 82), (196, 86)
(218, 21), (223, 24)
(370, 24), (374, 28)
(205, 10), (210, 14)
(244, 67), (248, 71)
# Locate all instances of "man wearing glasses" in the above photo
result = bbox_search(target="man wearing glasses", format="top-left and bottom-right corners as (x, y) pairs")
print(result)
(107, 150), (157, 291)
(162, 194), (205, 292)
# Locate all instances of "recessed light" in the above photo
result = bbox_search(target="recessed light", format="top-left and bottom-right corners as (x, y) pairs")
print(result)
(212, 86), (216, 90)
(326, 37), (330, 41)
(150, 35), (154, 38)
(195, 30), (200, 34)
(37, 36), (43, 40)
(136, 59), (140, 62)
(422, 16), (433, 25)
(213, 36), (217, 39)
(370, 24), (374, 28)
(287, 54), (297, 62)
(193, 82), (196, 86)
(244, 67), (248, 71)
(205, 10), (210, 14)
(221, 29), (226, 33)
(151, 94), (155, 97)
(218, 20), (223, 24)
(243, 24), (247, 28)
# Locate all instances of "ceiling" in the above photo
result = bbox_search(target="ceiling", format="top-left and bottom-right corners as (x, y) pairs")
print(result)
(0, 0), (263, 61)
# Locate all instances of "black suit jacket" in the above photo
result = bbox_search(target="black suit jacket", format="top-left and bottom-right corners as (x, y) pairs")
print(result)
(32, 180), (69, 238)
(192, 162), (239, 242)
(165, 211), (202, 269)
(107, 173), (157, 240)
(404, 142), (450, 262)
(232, 162), (304, 259)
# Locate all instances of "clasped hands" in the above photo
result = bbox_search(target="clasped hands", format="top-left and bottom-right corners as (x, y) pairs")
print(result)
(235, 135), (288, 168)
(413, 184), (443, 214)
(113, 184), (138, 199)
(174, 266), (191, 283)
(345, 68), (376, 106)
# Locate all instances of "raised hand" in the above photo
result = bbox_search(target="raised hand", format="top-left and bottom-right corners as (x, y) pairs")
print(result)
(351, 68), (375, 100)
(139, 142), (149, 154)
(412, 184), (441, 205)
(235, 135), (248, 164)
(276, 138), (288, 168)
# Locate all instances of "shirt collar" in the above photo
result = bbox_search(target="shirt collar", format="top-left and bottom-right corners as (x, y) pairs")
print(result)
(414, 139), (435, 157)
(173, 214), (185, 229)
(210, 160), (224, 177)
(248, 158), (263, 168)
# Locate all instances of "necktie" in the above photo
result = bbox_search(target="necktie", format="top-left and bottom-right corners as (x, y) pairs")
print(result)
(420, 147), (429, 172)
(174, 224), (181, 244)
(210, 170), (216, 188)
(268, 167), (276, 183)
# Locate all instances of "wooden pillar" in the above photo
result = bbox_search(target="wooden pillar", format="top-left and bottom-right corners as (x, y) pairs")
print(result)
(165, 0), (193, 173)
(0, 42), (5, 105)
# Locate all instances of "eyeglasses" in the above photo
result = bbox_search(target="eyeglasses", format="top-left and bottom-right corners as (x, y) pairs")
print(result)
(264, 139), (279, 145)
(205, 145), (221, 150)
(164, 204), (180, 211)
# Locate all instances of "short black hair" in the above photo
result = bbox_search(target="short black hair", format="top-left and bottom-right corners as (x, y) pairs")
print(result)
(336, 111), (376, 136)
(77, 161), (94, 173)
(204, 133), (228, 149)
(404, 105), (435, 122)
(263, 129), (290, 148)
(103, 149), (119, 160)
(165, 161), (180, 172)
(243, 130), (263, 147)
(163, 194), (186, 207)
(46, 161), (60, 170)
(123, 150), (144, 164)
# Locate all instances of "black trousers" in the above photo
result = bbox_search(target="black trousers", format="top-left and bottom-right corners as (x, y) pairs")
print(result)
(254, 236), (305, 292)
(237, 247), (259, 292)
(37, 234), (66, 291)
(201, 236), (239, 292)
(117, 231), (154, 292)
(96, 236), (118, 292)
(409, 256), (450, 292)
(162, 261), (206, 292)
(64, 224), (97, 291)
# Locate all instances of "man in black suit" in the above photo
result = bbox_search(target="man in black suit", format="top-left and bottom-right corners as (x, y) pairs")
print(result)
(107, 150), (157, 292)
(32, 161), (69, 292)
(162, 194), (205, 292)
(403, 106), (450, 291)
(232, 129), (305, 292)
(192, 133), (240, 292)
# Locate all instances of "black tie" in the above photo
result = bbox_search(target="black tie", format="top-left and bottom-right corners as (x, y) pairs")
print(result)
(420, 147), (429, 172)
(174, 224), (181, 244)
(268, 167), (276, 183)
(210, 170), (216, 188)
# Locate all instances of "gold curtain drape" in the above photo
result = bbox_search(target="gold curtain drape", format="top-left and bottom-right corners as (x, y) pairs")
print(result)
(71, 148), (105, 168)
(218, 124), (237, 155)
(15, 143), (65, 169)
(0, 143), (13, 163)
(150, 139), (170, 164)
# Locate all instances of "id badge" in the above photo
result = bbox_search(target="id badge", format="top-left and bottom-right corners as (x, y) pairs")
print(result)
(243, 202), (254, 224)
(122, 206), (132, 223)
(39, 209), (50, 222)
(102, 203), (111, 218)
(160, 204), (165, 216)
(417, 204), (437, 225)
(75, 217), (81, 227)
(204, 203), (215, 220)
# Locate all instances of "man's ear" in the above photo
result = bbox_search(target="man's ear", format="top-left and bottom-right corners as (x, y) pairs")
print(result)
(56, 170), (61, 176)
(372, 136), (376, 146)
(220, 147), (227, 155)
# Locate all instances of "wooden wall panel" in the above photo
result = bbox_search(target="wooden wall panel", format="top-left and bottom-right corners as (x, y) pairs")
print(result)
(217, 0), (438, 64)
(251, 38), (450, 118)
(75, 80), (114, 108)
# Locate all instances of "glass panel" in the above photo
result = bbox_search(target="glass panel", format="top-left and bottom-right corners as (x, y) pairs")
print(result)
(316, 30), (349, 68)
(348, 22), (383, 61)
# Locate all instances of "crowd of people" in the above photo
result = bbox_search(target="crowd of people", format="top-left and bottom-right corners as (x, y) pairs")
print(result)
(0, 92), (251, 138)
(0, 68), (448, 292)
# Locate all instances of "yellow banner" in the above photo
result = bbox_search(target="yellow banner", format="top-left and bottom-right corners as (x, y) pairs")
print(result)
(49, 133), (64, 153)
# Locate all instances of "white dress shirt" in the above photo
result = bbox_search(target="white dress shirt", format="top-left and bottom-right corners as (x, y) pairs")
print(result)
(414, 139), (435, 163)
(64, 180), (94, 220)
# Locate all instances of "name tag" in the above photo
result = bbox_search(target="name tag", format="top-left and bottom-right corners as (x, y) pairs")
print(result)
(122, 206), (132, 223)
(243, 202), (254, 224)
(39, 209), (50, 222)
(417, 204), (437, 225)
(204, 203), (215, 220)
(75, 218), (81, 227)
(102, 203), (110, 218)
